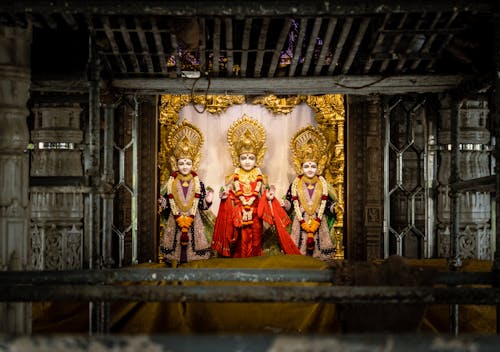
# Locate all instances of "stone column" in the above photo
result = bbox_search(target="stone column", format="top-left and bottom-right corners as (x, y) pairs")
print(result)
(437, 97), (492, 260)
(0, 25), (32, 333)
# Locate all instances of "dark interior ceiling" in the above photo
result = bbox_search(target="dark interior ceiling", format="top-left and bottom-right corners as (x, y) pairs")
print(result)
(1, 1), (498, 95)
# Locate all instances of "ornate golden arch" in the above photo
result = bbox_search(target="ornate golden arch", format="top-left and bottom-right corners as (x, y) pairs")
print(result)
(158, 94), (345, 258)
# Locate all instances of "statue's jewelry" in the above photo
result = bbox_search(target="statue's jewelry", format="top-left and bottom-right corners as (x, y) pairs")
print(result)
(177, 173), (193, 187)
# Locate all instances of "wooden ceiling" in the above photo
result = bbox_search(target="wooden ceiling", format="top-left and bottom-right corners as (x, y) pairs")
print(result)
(1, 1), (498, 95)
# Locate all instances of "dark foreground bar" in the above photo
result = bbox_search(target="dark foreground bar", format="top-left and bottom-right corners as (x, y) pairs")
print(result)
(1, 284), (500, 304)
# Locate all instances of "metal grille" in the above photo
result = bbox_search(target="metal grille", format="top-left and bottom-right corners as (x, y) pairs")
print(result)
(384, 97), (434, 258)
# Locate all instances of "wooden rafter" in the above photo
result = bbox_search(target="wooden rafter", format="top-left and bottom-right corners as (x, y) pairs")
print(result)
(300, 17), (323, 76)
(314, 17), (338, 75)
(254, 18), (270, 77)
(342, 17), (370, 74)
(327, 17), (353, 75)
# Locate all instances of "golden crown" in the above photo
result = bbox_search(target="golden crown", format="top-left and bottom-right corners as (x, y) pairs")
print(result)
(227, 115), (267, 167)
(290, 125), (328, 175)
(167, 120), (204, 171)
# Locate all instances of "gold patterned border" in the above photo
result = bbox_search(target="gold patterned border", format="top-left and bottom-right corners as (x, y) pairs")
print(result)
(158, 93), (345, 258)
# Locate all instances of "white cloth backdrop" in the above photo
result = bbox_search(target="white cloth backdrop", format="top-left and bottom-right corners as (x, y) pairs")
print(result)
(180, 102), (316, 214)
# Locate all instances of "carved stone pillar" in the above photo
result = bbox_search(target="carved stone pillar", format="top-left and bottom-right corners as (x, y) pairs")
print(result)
(347, 95), (384, 260)
(437, 97), (492, 259)
(364, 96), (384, 260)
(30, 104), (85, 270)
(0, 24), (32, 333)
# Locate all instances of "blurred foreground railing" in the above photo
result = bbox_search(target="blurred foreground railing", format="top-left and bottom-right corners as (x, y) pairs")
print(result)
(0, 268), (499, 336)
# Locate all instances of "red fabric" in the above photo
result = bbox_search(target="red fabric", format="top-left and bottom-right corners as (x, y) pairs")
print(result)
(212, 184), (264, 258)
(211, 195), (234, 257)
(258, 191), (301, 255)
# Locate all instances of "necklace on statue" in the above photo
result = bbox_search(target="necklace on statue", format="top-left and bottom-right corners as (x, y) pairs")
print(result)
(177, 173), (193, 187)
(304, 176), (318, 190)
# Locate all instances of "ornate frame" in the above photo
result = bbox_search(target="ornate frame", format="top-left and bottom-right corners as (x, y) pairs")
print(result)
(158, 94), (345, 258)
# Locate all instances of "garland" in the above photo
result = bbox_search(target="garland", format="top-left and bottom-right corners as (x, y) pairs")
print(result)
(291, 175), (328, 249)
(233, 167), (263, 225)
(166, 171), (201, 240)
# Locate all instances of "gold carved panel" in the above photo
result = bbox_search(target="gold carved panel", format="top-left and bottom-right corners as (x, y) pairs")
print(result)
(159, 94), (345, 258)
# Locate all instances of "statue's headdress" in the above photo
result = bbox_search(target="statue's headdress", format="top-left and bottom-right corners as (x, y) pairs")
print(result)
(290, 125), (328, 175)
(167, 120), (204, 171)
(227, 115), (267, 167)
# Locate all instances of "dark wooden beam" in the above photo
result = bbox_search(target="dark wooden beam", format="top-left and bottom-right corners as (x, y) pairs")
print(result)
(327, 17), (353, 75)
(254, 18), (270, 77)
(364, 13), (390, 73)
(5, 1), (496, 16)
(300, 17), (322, 76)
(267, 18), (292, 77)
(109, 75), (466, 95)
(314, 17), (338, 75)
(288, 17), (307, 77)
(342, 17), (370, 74)
(240, 18), (252, 77)
(119, 17), (140, 73)
(225, 18), (234, 76)
(150, 17), (167, 73)
(380, 13), (407, 73)
(212, 17), (221, 75)
(134, 18), (154, 73)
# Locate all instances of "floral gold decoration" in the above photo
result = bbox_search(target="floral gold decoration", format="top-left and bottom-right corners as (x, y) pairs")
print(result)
(252, 94), (307, 114)
(192, 95), (245, 114)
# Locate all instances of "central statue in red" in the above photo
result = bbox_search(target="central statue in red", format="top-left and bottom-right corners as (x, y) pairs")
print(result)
(211, 115), (299, 258)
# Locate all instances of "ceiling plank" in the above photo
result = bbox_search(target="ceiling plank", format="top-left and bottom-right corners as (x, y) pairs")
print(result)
(212, 17), (221, 75)
(101, 16), (128, 74)
(425, 12), (459, 70)
(395, 12), (427, 72)
(134, 18), (155, 73)
(150, 17), (168, 73)
(364, 14), (390, 73)
(240, 18), (252, 77)
(327, 17), (353, 75)
(379, 13), (408, 73)
(170, 32), (182, 77)
(288, 18), (308, 77)
(110, 75), (466, 95)
(300, 17), (323, 76)
(198, 18), (207, 74)
(225, 18), (234, 77)
(254, 18), (270, 77)
(342, 17), (370, 74)
(410, 12), (442, 70)
(267, 18), (292, 77)
(314, 17), (338, 75)
(119, 17), (141, 73)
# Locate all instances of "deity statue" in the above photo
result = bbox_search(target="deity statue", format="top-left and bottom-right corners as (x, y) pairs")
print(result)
(211, 115), (299, 258)
(284, 125), (337, 260)
(158, 120), (214, 264)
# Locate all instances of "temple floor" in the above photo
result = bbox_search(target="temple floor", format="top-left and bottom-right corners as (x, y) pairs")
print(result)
(32, 255), (496, 334)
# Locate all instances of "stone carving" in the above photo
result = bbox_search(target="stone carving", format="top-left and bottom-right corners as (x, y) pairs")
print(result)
(437, 98), (492, 260)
